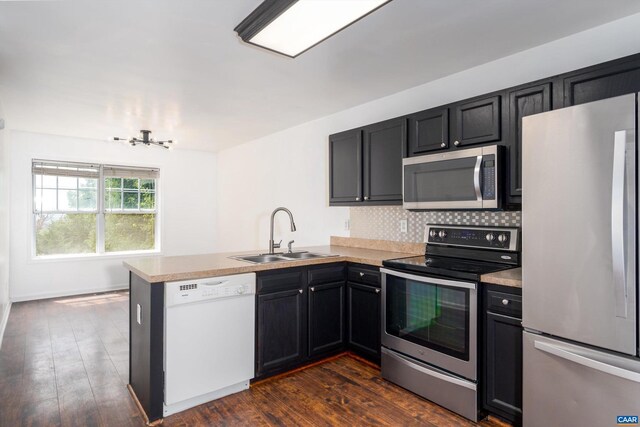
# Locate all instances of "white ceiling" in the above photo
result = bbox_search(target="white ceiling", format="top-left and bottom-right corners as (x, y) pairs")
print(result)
(1, 0), (640, 152)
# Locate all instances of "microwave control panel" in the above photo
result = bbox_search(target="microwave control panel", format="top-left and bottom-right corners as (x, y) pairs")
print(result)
(481, 155), (496, 200)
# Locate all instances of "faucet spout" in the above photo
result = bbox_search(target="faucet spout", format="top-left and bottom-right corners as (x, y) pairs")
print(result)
(269, 207), (296, 254)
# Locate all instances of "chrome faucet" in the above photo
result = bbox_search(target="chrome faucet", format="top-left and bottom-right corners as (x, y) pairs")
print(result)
(268, 207), (296, 254)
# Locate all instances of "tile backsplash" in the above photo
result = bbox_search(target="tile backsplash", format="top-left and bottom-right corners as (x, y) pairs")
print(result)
(350, 206), (521, 243)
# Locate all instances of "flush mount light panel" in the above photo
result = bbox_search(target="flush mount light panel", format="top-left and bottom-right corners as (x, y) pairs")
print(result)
(234, 0), (391, 58)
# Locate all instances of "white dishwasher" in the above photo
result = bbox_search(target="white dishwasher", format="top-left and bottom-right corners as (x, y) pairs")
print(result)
(164, 272), (256, 416)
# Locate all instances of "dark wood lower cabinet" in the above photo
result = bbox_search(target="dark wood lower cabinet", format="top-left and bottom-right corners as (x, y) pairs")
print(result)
(347, 282), (381, 364)
(256, 288), (306, 377)
(308, 281), (345, 357)
(483, 285), (523, 426)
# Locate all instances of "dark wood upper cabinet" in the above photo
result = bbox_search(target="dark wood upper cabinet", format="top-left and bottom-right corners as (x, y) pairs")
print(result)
(453, 95), (502, 147)
(362, 118), (406, 203)
(308, 281), (345, 357)
(329, 129), (362, 204)
(506, 83), (552, 202)
(563, 55), (640, 106)
(407, 107), (449, 155)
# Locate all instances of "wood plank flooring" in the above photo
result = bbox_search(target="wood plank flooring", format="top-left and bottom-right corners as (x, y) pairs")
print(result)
(0, 291), (508, 427)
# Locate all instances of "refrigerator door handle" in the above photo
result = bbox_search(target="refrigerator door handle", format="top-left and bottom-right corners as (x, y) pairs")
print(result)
(611, 130), (635, 319)
(534, 340), (640, 383)
(473, 155), (482, 201)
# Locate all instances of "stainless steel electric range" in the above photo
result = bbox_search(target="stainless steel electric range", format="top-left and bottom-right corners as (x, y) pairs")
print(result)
(381, 224), (520, 422)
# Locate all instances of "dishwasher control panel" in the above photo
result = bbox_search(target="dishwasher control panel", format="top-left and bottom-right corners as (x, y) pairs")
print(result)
(165, 273), (256, 307)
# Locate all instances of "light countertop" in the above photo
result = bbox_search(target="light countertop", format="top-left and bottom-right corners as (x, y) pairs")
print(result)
(481, 267), (522, 288)
(124, 244), (419, 283)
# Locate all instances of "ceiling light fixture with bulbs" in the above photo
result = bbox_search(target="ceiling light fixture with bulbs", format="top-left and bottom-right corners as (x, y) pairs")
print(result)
(113, 130), (174, 149)
(234, 0), (392, 58)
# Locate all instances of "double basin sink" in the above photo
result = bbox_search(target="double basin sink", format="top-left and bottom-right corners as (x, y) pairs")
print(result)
(231, 251), (338, 264)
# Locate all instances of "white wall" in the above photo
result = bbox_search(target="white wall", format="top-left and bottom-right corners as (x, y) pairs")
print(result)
(9, 131), (217, 301)
(0, 98), (10, 340)
(216, 13), (640, 251)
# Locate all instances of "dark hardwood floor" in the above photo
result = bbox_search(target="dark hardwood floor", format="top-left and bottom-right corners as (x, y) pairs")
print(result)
(0, 291), (508, 427)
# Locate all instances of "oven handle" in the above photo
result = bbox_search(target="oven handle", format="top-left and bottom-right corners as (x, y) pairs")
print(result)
(380, 268), (476, 290)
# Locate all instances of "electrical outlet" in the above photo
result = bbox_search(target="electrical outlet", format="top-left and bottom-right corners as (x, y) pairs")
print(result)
(400, 219), (408, 233)
(344, 219), (350, 231)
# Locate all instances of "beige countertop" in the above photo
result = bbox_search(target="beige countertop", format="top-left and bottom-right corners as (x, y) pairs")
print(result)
(124, 244), (419, 283)
(481, 267), (522, 288)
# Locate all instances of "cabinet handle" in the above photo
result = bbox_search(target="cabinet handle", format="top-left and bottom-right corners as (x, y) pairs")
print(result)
(440, 142), (446, 148)
(355, 197), (360, 201)
(359, 272), (365, 277)
(299, 289), (303, 294)
(364, 196), (369, 201)
(375, 289), (381, 294)
(502, 298), (510, 305)
(454, 140), (460, 146)
(310, 287), (315, 292)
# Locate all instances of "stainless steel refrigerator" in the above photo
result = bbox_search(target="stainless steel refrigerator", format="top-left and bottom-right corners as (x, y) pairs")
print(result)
(522, 93), (640, 426)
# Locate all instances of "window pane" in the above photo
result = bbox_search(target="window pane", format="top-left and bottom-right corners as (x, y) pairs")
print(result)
(35, 213), (97, 255)
(123, 178), (139, 189)
(140, 179), (155, 190)
(42, 175), (57, 188)
(42, 189), (57, 211)
(79, 178), (97, 189)
(123, 191), (139, 209)
(105, 190), (122, 210)
(58, 189), (77, 210)
(105, 177), (121, 189)
(58, 176), (78, 190)
(78, 190), (97, 211)
(105, 214), (155, 252)
(140, 192), (155, 210)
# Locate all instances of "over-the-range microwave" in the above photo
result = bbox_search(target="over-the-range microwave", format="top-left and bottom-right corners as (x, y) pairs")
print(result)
(403, 145), (504, 210)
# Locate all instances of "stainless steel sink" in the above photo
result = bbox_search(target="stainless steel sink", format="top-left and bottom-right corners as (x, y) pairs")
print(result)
(231, 251), (337, 264)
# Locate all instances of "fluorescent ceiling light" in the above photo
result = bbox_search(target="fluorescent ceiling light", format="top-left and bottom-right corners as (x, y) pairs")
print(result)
(235, 0), (391, 58)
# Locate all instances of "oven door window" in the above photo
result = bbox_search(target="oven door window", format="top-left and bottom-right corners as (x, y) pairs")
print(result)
(386, 274), (470, 361)
(404, 157), (478, 203)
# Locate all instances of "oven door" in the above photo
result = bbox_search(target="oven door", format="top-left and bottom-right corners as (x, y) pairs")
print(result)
(403, 145), (499, 210)
(381, 268), (477, 381)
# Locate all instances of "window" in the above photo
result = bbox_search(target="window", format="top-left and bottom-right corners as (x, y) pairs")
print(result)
(32, 160), (159, 257)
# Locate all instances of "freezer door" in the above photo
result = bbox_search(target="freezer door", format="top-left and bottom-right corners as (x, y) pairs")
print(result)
(522, 93), (637, 355)
(523, 332), (640, 427)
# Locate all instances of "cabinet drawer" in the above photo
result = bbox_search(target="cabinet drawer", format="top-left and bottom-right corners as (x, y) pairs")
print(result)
(308, 263), (345, 286)
(348, 265), (380, 287)
(486, 289), (522, 318)
(257, 268), (305, 294)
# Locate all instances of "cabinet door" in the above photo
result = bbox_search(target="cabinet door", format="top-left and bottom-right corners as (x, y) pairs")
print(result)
(347, 282), (381, 363)
(563, 56), (640, 106)
(407, 107), (449, 155)
(453, 95), (501, 147)
(256, 288), (305, 376)
(484, 311), (523, 425)
(308, 281), (345, 357)
(507, 83), (551, 201)
(329, 129), (362, 205)
(362, 118), (405, 203)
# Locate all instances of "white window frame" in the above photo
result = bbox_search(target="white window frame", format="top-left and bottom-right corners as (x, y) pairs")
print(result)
(31, 159), (162, 259)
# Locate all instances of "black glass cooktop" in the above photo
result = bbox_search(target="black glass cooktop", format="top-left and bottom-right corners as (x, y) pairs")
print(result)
(382, 254), (513, 281)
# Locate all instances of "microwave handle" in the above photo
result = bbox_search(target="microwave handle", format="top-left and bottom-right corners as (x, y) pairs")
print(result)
(473, 155), (483, 201)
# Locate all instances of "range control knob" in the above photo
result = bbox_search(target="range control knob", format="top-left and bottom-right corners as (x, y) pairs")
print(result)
(486, 233), (495, 242)
(498, 234), (508, 243)
(438, 230), (447, 239)
(429, 229), (437, 238)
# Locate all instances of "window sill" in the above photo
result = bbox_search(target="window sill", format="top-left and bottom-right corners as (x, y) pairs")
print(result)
(30, 249), (162, 264)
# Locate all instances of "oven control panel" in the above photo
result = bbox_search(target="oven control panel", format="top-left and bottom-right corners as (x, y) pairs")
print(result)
(425, 225), (519, 251)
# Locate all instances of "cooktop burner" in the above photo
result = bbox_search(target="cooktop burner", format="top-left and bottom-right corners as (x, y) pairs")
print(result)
(382, 224), (521, 281)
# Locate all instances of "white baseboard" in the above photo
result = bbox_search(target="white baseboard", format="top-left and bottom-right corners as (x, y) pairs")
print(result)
(0, 301), (12, 351)
(10, 284), (129, 303)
